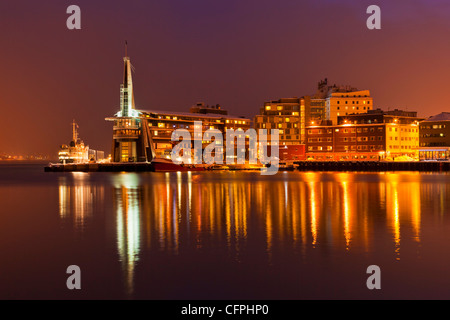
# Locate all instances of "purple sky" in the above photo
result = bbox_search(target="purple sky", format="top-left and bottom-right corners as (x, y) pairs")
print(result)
(1, 0), (450, 157)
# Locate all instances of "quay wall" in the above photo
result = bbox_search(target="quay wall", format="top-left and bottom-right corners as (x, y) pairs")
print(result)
(294, 161), (450, 172)
(45, 161), (450, 172)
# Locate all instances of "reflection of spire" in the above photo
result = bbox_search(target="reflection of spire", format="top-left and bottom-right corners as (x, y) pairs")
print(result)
(114, 173), (141, 298)
(116, 187), (140, 297)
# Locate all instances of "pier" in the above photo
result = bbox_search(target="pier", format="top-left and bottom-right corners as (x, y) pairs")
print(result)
(45, 161), (450, 173)
(44, 162), (155, 172)
(293, 160), (450, 172)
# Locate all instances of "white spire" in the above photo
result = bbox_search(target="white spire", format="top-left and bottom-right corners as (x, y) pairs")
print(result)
(119, 41), (138, 117)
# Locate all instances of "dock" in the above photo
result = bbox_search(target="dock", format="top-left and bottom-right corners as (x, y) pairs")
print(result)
(44, 161), (450, 173)
(293, 160), (450, 172)
(44, 162), (155, 172)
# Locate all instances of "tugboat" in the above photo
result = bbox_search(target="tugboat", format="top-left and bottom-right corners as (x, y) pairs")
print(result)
(58, 120), (89, 164)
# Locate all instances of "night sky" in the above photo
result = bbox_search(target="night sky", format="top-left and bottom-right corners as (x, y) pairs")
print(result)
(1, 0), (450, 157)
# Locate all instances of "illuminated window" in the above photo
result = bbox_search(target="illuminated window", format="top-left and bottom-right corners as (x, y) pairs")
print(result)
(265, 106), (271, 111)
(277, 106), (283, 111)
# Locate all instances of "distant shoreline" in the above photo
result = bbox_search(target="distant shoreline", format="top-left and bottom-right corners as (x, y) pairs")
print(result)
(0, 160), (54, 164)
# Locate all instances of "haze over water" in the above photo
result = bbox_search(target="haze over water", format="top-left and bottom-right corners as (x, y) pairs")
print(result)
(1, 162), (450, 299)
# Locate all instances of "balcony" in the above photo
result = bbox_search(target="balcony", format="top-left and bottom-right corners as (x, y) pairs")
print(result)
(113, 128), (141, 139)
(113, 125), (140, 130)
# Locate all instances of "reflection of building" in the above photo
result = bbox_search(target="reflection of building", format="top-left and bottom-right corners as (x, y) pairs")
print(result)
(106, 50), (251, 163)
(419, 112), (450, 160)
(306, 108), (422, 160)
(58, 173), (104, 230)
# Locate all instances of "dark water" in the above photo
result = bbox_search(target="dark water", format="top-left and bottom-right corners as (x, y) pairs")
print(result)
(1, 162), (450, 299)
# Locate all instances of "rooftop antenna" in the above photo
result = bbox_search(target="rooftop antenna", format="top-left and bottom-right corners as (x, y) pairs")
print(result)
(72, 119), (79, 143)
(125, 40), (128, 57)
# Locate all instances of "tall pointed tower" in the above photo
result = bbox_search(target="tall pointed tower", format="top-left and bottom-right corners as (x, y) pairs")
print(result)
(120, 42), (136, 117)
(106, 43), (156, 163)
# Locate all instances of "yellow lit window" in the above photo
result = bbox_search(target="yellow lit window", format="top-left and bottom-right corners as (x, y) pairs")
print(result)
(285, 118), (290, 122)
(292, 112), (299, 116)
(158, 123), (165, 128)
(277, 106), (283, 111)
(265, 106), (271, 110)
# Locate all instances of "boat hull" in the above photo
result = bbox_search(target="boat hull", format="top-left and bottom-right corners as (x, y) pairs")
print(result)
(151, 159), (206, 172)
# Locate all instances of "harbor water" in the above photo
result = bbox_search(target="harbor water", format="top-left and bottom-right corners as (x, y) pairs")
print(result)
(1, 162), (450, 299)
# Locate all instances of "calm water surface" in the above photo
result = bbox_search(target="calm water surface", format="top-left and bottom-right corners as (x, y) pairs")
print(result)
(1, 162), (450, 299)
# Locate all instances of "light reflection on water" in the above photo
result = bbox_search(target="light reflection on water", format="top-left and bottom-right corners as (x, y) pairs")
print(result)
(56, 171), (450, 298)
(58, 172), (104, 232)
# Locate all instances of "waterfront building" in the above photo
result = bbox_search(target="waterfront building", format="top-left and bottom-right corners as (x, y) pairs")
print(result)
(253, 97), (309, 163)
(306, 108), (423, 161)
(325, 86), (374, 125)
(419, 112), (450, 160)
(279, 144), (306, 161)
(141, 104), (251, 161)
(253, 80), (329, 146)
(105, 52), (251, 163)
(254, 97), (304, 145)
